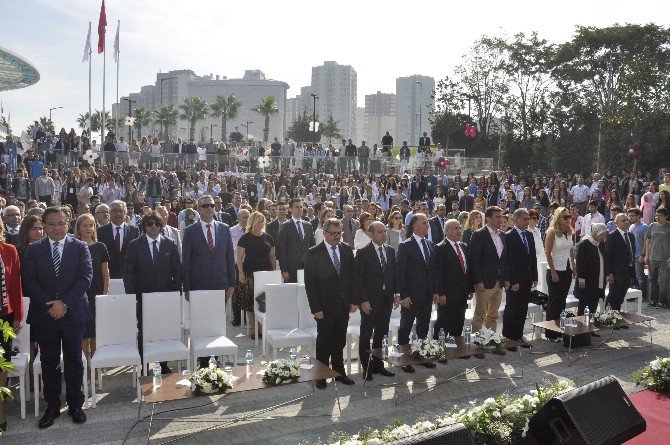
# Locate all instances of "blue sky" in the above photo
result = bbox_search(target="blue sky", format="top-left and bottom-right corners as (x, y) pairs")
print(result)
(1, 0), (664, 135)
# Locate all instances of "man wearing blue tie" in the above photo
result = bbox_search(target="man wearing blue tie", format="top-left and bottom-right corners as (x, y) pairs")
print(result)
(23, 207), (93, 429)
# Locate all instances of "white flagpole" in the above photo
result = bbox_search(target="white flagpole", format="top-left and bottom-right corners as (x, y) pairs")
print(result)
(115, 20), (120, 139)
(102, 28), (106, 147)
(88, 22), (92, 153)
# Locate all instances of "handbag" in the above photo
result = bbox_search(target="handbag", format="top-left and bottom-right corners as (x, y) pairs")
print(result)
(254, 291), (266, 313)
(529, 289), (549, 309)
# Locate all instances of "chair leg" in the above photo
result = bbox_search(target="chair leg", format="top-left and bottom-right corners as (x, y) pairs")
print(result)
(33, 370), (39, 417)
(262, 324), (267, 356)
(131, 366), (136, 388)
(346, 335), (352, 376)
(91, 366), (97, 408)
(98, 368), (103, 391)
(255, 317), (259, 347)
(186, 356), (191, 373)
(19, 374), (25, 419)
(83, 361), (89, 409)
(25, 367), (31, 402)
(136, 366), (141, 403)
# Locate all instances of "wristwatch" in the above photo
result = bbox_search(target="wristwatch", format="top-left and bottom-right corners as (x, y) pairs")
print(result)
(63, 303), (68, 312)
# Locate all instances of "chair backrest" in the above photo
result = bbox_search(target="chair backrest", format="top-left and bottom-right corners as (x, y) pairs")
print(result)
(265, 284), (299, 330)
(349, 307), (361, 325)
(189, 290), (227, 338)
(96, 294), (138, 347)
(142, 291), (183, 343)
(297, 284), (316, 329)
(13, 297), (30, 353)
(390, 304), (401, 319)
(108, 278), (125, 295)
(253, 270), (282, 313)
(296, 269), (305, 285)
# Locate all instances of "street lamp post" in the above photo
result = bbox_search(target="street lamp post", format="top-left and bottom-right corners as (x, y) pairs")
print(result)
(208, 123), (218, 140)
(49, 106), (62, 125)
(122, 98), (136, 142)
(310, 93), (319, 135)
(415, 81), (423, 143)
(241, 121), (253, 141)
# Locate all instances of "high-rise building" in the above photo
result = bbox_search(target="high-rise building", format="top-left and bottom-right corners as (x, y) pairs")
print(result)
(356, 107), (365, 145)
(310, 61), (357, 142)
(396, 75), (435, 146)
(364, 91), (396, 147)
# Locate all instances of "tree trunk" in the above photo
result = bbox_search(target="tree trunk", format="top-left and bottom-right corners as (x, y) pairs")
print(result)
(264, 115), (270, 142)
(190, 118), (196, 141)
(221, 115), (226, 142)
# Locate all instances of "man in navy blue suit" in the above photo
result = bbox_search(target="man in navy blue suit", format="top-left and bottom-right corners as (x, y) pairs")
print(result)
(396, 213), (436, 373)
(23, 207), (93, 429)
(182, 195), (236, 367)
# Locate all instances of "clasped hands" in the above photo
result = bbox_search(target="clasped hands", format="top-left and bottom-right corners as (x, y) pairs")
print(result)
(312, 304), (358, 320)
(46, 300), (67, 319)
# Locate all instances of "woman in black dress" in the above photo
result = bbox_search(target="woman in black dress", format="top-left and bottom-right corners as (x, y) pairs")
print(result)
(236, 211), (276, 340)
(75, 214), (110, 364)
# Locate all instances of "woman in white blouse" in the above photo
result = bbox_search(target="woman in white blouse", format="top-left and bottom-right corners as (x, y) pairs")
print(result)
(353, 211), (373, 250)
(314, 208), (335, 245)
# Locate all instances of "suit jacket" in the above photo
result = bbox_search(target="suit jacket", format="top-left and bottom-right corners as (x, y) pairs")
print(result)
(214, 211), (232, 226)
(276, 219), (315, 280)
(23, 236), (93, 326)
(504, 228), (538, 287)
(396, 236), (434, 301)
(469, 226), (507, 289)
(341, 217), (359, 248)
(605, 230), (634, 281)
(429, 216), (445, 244)
(161, 226), (182, 258)
(419, 136), (431, 147)
(265, 218), (285, 243)
(123, 235), (182, 294)
(182, 220), (236, 292)
(305, 242), (354, 314)
(98, 222), (140, 279)
(354, 242), (398, 305)
(225, 207), (239, 225)
(429, 239), (473, 299)
(575, 238), (607, 296)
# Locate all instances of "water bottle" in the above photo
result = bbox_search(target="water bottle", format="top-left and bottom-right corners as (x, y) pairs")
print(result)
(208, 355), (217, 369)
(606, 303), (612, 312)
(464, 323), (472, 346)
(289, 345), (297, 362)
(152, 361), (162, 388)
(382, 335), (389, 358)
(583, 307), (590, 326)
(245, 349), (253, 374)
(410, 328), (418, 343)
(560, 310), (567, 328)
(438, 328), (446, 348)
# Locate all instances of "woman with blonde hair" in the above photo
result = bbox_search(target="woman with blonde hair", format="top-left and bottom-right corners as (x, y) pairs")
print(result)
(544, 206), (576, 341)
(461, 210), (484, 245)
(386, 209), (406, 250)
(236, 211), (276, 340)
(75, 214), (110, 369)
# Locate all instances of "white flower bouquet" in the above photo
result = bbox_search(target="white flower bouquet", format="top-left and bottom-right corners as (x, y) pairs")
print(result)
(190, 364), (234, 394)
(472, 327), (504, 348)
(633, 357), (670, 393)
(593, 309), (623, 327)
(410, 338), (444, 359)
(262, 359), (300, 385)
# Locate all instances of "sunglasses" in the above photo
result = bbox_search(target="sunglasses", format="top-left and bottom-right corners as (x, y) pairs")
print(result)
(200, 204), (216, 209)
(145, 221), (160, 227)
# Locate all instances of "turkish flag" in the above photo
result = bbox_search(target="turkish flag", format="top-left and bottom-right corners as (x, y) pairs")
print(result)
(97, 0), (107, 54)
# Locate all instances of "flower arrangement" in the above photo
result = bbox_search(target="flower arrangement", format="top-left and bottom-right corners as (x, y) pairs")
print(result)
(190, 363), (234, 394)
(472, 327), (504, 348)
(321, 380), (576, 445)
(593, 309), (623, 327)
(410, 338), (444, 360)
(263, 359), (300, 385)
(633, 357), (670, 393)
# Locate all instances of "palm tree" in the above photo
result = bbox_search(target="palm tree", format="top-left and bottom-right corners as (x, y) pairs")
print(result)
(77, 112), (91, 131)
(252, 96), (279, 142)
(156, 104), (179, 140)
(210, 94), (241, 142)
(179, 97), (209, 141)
(133, 107), (153, 141)
(38, 116), (55, 135)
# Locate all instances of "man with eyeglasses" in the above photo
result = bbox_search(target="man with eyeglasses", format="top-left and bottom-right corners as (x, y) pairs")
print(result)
(2, 205), (22, 246)
(305, 218), (357, 389)
(340, 205), (358, 248)
(93, 204), (110, 227)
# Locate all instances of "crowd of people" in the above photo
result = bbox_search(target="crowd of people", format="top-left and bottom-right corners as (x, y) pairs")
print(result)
(0, 126), (668, 431)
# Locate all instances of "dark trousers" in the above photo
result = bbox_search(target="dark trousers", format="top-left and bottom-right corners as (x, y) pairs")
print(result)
(359, 297), (392, 373)
(577, 288), (605, 315)
(37, 319), (86, 410)
(502, 284), (531, 340)
(433, 295), (467, 338)
(398, 296), (432, 345)
(545, 268), (573, 339)
(315, 310), (349, 375)
(605, 277), (629, 311)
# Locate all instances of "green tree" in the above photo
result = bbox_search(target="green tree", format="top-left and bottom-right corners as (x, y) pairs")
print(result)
(252, 96), (279, 142)
(155, 104), (179, 140)
(320, 114), (342, 144)
(179, 97), (209, 141)
(287, 111), (320, 143)
(77, 112), (91, 131)
(133, 107), (153, 142)
(209, 94), (241, 142)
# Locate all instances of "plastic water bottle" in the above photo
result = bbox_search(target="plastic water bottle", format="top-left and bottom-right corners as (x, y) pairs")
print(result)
(606, 303), (612, 312)
(289, 345), (297, 362)
(560, 310), (567, 328)
(382, 335), (389, 358)
(153, 361), (162, 388)
(410, 328), (418, 343)
(464, 323), (472, 346)
(245, 349), (253, 374)
(208, 355), (217, 369)
(583, 307), (591, 326)
(438, 328), (446, 348)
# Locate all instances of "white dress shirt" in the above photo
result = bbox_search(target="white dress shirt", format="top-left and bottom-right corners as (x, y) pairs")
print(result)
(49, 237), (65, 259)
(448, 239), (467, 272)
(412, 234), (429, 262)
(292, 217), (304, 237)
(326, 242), (341, 270)
(111, 223), (125, 250)
(199, 219), (216, 247)
(146, 234), (162, 260)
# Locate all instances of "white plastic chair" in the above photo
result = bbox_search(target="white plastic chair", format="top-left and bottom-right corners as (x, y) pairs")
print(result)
(9, 297), (30, 419)
(189, 290), (239, 368)
(253, 270), (283, 355)
(346, 309), (362, 375)
(90, 294), (141, 408)
(108, 278), (125, 296)
(624, 288), (643, 315)
(264, 284), (312, 359)
(297, 285), (317, 353)
(142, 292), (190, 374)
(537, 262), (548, 294)
(296, 269), (305, 284)
(34, 350), (89, 416)
(388, 304), (402, 343)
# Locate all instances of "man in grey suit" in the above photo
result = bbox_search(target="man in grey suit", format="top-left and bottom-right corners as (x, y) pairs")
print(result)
(277, 198), (315, 282)
(156, 205), (182, 257)
(341, 205), (359, 248)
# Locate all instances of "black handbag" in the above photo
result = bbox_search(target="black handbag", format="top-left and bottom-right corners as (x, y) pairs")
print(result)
(529, 289), (549, 309)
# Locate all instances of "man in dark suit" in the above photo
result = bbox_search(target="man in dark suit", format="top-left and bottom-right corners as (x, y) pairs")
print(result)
(341, 205), (358, 248)
(429, 204), (446, 244)
(305, 218), (357, 389)
(97, 200), (140, 279)
(265, 201), (288, 243)
(123, 211), (181, 374)
(213, 196), (232, 226)
(418, 132), (431, 149)
(277, 198), (315, 283)
(605, 213), (635, 310)
(502, 209), (537, 348)
(225, 193), (242, 225)
(396, 213), (435, 373)
(23, 207), (93, 428)
(182, 195), (236, 367)
(355, 222), (397, 381)
(430, 219), (473, 339)
(470, 206), (506, 333)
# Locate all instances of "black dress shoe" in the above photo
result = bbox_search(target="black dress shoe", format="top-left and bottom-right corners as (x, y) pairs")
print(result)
(68, 407), (86, 424)
(520, 342), (532, 349)
(160, 365), (172, 374)
(591, 332), (601, 337)
(231, 321), (241, 327)
(0, 421), (6, 433)
(363, 373), (373, 381)
(377, 368), (395, 377)
(38, 408), (60, 429)
(648, 302), (657, 307)
(401, 365), (415, 373)
(335, 376), (355, 385)
(621, 325), (629, 329)
(423, 362), (437, 369)
(506, 347), (518, 352)
(315, 379), (327, 389)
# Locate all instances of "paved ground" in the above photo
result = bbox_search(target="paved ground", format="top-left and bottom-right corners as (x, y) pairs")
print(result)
(2, 304), (667, 445)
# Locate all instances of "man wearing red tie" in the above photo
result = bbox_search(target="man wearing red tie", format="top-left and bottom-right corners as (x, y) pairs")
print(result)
(97, 200), (140, 279)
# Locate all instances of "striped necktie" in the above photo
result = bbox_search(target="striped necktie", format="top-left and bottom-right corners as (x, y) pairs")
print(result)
(52, 241), (61, 276)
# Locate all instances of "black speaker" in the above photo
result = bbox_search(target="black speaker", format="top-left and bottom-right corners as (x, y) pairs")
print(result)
(387, 423), (475, 445)
(529, 376), (646, 445)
